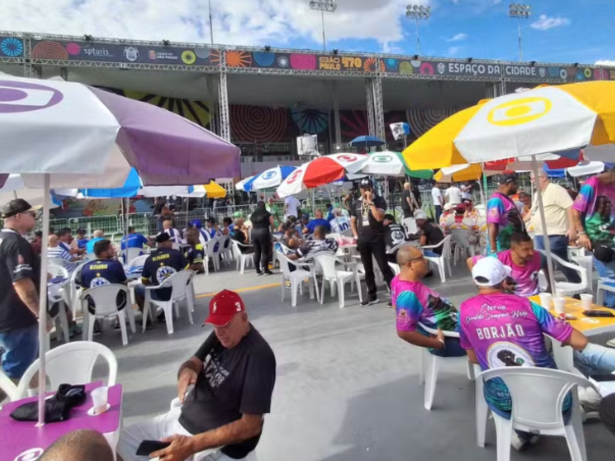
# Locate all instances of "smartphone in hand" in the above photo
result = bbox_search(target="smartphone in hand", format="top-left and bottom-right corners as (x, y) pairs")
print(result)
(136, 440), (171, 456)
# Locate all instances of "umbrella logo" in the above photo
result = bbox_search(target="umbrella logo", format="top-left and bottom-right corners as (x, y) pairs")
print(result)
(0, 80), (63, 114)
(287, 169), (302, 184)
(261, 171), (278, 180)
(14, 448), (44, 461)
(337, 155), (357, 163)
(487, 97), (552, 127)
(372, 155), (392, 163)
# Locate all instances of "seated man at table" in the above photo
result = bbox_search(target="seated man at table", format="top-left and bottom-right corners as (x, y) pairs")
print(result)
(134, 233), (188, 324)
(393, 246), (464, 357)
(231, 218), (254, 254)
(48, 234), (82, 274)
(58, 228), (85, 257)
(412, 210), (445, 257)
(205, 217), (222, 239)
(40, 429), (114, 461)
(86, 230), (105, 254)
(288, 225), (338, 263)
(160, 218), (182, 244)
(303, 209), (331, 235)
(461, 257), (615, 449)
(116, 290), (276, 461)
(384, 214), (408, 263)
(185, 228), (205, 274)
(467, 232), (551, 297)
(222, 217), (234, 235)
(120, 226), (152, 254)
(72, 228), (89, 252)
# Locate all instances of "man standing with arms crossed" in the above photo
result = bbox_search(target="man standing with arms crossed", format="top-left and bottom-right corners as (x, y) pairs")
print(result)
(531, 168), (580, 283)
(350, 179), (395, 306)
(0, 199), (51, 392)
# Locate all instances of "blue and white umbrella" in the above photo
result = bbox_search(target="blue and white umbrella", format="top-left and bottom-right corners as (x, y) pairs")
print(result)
(241, 166), (297, 192)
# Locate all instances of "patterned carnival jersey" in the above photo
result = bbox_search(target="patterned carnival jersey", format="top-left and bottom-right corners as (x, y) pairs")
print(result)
(486, 192), (524, 252)
(472, 251), (545, 298)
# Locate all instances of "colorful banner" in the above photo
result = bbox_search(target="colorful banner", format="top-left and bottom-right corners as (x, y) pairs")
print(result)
(381, 58), (612, 82)
(0, 36), (24, 58)
(30, 39), (219, 66)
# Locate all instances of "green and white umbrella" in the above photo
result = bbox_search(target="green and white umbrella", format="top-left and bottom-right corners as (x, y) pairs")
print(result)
(360, 151), (432, 179)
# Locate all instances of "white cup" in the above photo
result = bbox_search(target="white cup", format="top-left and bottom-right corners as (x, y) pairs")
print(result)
(539, 293), (553, 309)
(553, 297), (566, 315)
(91, 386), (109, 415)
(555, 289), (565, 298)
(581, 294), (594, 310)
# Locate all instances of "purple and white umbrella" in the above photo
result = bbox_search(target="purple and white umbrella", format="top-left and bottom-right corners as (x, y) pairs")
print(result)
(0, 74), (241, 425)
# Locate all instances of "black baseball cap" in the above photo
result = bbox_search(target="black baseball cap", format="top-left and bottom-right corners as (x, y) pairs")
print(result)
(384, 214), (396, 222)
(1, 199), (41, 218)
(155, 233), (171, 244)
(496, 172), (518, 185)
(359, 178), (374, 189)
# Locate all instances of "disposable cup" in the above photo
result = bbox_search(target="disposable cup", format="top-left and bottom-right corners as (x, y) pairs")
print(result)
(91, 386), (109, 415)
(539, 293), (553, 309)
(581, 294), (594, 310)
(553, 297), (566, 315)
(555, 289), (565, 298)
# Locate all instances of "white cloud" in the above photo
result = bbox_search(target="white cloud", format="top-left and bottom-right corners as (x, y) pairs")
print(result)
(446, 33), (467, 42)
(596, 60), (615, 67)
(530, 14), (571, 31)
(0, 0), (430, 47)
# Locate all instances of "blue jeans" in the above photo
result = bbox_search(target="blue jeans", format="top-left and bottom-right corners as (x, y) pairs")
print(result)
(434, 205), (442, 222)
(423, 250), (439, 258)
(574, 342), (615, 377)
(593, 257), (615, 308)
(429, 337), (467, 357)
(535, 235), (581, 284)
(0, 324), (39, 379)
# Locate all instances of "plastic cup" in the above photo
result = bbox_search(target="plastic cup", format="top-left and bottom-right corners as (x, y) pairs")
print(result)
(555, 289), (565, 298)
(553, 297), (566, 316)
(539, 293), (553, 309)
(581, 294), (594, 310)
(91, 386), (109, 415)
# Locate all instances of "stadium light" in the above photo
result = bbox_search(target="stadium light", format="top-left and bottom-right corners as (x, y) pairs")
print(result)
(406, 4), (431, 55)
(208, 0), (215, 44)
(310, 0), (338, 51)
(509, 3), (531, 61)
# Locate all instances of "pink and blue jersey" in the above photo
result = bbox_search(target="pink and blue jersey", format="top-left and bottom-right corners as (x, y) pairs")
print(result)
(459, 292), (572, 412)
(573, 176), (615, 226)
(486, 192), (524, 251)
(392, 276), (458, 333)
(472, 250), (545, 298)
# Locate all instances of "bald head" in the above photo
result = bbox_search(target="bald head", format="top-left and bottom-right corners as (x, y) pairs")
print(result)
(93, 230), (104, 238)
(38, 429), (113, 461)
(48, 234), (59, 247)
(396, 245), (422, 266)
(404, 182), (410, 190)
(397, 245), (429, 280)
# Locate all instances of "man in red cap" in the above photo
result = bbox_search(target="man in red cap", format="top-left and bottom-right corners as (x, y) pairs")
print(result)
(117, 290), (276, 461)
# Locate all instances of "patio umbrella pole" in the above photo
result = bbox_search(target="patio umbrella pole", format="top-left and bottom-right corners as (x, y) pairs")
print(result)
(531, 156), (557, 293)
(37, 173), (51, 427)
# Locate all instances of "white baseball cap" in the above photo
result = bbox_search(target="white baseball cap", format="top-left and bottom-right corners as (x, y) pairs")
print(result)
(472, 257), (512, 287)
(414, 210), (427, 220)
(444, 203), (454, 211)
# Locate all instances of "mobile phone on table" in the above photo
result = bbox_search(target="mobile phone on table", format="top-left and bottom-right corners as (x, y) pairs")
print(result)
(136, 440), (171, 456)
(583, 310), (615, 318)
(590, 374), (615, 382)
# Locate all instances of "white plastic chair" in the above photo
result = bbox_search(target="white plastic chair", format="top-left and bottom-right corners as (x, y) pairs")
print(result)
(422, 235), (453, 282)
(16, 342), (118, 398)
(81, 285), (135, 346)
(597, 278), (615, 307)
(476, 367), (598, 461)
(536, 250), (589, 296)
(47, 283), (70, 350)
(219, 235), (233, 264)
(0, 370), (19, 403)
(69, 260), (90, 318)
(402, 217), (418, 236)
(417, 322), (473, 411)
(204, 237), (221, 274)
(126, 254), (148, 272)
(231, 239), (254, 274)
(571, 254), (594, 293)
(450, 228), (480, 265)
(142, 270), (195, 335)
(277, 252), (319, 307)
(314, 255), (362, 308)
(123, 247), (144, 265)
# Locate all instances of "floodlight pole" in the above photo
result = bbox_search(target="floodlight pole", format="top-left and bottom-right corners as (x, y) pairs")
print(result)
(406, 4), (431, 56)
(208, 0), (214, 45)
(310, 0), (337, 51)
(509, 3), (531, 61)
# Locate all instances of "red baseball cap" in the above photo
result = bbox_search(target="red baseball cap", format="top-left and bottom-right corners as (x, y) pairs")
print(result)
(203, 290), (246, 326)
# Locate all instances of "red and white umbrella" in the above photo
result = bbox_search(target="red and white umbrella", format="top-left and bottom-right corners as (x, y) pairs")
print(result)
(277, 153), (368, 197)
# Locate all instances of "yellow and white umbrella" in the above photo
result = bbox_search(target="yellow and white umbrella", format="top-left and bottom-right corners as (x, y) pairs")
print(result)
(403, 81), (615, 170)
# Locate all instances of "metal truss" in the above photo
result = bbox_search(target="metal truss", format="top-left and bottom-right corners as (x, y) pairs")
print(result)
(218, 53), (231, 143)
(327, 81), (342, 148)
(29, 59), (220, 73)
(372, 74), (386, 143)
(205, 74), (217, 136)
(365, 78), (376, 137)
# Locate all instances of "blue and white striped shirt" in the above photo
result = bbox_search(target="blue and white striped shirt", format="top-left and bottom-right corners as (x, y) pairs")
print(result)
(48, 246), (78, 273)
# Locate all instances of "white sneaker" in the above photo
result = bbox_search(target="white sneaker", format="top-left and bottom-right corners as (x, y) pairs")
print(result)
(511, 432), (540, 451)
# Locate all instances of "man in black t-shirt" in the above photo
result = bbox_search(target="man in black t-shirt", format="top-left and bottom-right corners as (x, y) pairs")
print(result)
(117, 290), (276, 461)
(0, 199), (50, 383)
(383, 214), (408, 263)
(134, 233), (188, 314)
(414, 210), (445, 256)
(402, 182), (421, 218)
(184, 228), (205, 273)
(350, 179), (395, 306)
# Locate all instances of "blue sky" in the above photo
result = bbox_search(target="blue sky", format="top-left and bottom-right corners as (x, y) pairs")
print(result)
(0, 0), (612, 65)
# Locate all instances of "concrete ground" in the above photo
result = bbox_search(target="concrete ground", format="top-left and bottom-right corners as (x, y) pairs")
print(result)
(87, 260), (613, 461)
